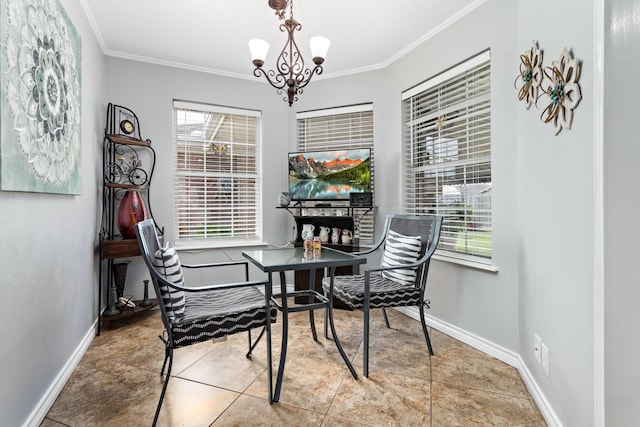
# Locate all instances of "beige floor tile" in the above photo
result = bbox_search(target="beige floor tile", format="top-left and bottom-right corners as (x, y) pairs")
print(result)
(326, 371), (430, 426)
(245, 354), (352, 413)
(431, 381), (543, 427)
(109, 377), (239, 427)
(43, 309), (546, 427)
(213, 394), (325, 426)
(430, 329), (528, 397)
(45, 361), (159, 426)
(178, 337), (269, 392)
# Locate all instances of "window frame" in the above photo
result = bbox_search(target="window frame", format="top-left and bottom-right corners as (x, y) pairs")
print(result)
(401, 50), (495, 269)
(172, 100), (263, 249)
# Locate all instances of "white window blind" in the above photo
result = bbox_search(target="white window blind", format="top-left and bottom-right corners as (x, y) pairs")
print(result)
(173, 100), (262, 246)
(402, 51), (492, 262)
(296, 104), (375, 244)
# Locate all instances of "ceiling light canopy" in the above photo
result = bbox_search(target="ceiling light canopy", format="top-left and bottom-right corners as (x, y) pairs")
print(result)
(249, 0), (330, 106)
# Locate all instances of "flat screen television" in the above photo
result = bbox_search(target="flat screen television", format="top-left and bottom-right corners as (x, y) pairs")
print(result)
(288, 148), (371, 201)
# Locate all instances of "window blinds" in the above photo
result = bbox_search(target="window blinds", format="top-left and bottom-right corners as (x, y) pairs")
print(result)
(173, 101), (262, 245)
(296, 104), (375, 244)
(402, 51), (492, 261)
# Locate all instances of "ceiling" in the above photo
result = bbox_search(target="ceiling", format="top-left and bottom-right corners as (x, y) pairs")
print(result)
(83, 0), (480, 80)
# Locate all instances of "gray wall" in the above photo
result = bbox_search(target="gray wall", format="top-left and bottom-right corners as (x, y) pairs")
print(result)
(297, 1), (597, 425)
(0, 0), (106, 425)
(104, 58), (293, 289)
(294, 0), (522, 351)
(6, 0), (628, 425)
(516, 1), (596, 426)
(604, 0), (640, 425)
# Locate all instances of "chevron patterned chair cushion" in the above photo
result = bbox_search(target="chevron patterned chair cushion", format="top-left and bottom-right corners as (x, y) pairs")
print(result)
(172, 286), (276, 348)
(380, 229), (422, 286)
(322, 274), (422, 309)
(153, 243), (186, 323)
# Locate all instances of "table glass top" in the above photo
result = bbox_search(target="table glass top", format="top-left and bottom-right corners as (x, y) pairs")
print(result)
(242, 246), (365, 272)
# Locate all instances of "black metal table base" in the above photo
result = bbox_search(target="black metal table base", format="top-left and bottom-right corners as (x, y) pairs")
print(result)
(270, 269), (357, 403)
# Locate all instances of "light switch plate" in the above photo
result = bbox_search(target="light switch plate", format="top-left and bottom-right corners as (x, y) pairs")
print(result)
(541, 342), (550, 376)
(534, 334), (542, 365)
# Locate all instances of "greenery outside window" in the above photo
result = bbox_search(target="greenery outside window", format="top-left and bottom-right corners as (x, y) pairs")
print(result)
(173, 100), (262, 248)
(402, 51), (492, 264)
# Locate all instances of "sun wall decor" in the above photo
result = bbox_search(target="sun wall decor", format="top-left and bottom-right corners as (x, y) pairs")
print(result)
(0, 0), (82, 194)
(514, 41), (544, 109)
(539, 47), (582, 135)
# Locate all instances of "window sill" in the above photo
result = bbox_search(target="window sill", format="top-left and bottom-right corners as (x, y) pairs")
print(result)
(432, 253), (499, 273)
(174, 239), (268, 251)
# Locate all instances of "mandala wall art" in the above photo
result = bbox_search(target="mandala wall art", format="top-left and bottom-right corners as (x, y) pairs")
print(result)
(0, 0), (82, 194)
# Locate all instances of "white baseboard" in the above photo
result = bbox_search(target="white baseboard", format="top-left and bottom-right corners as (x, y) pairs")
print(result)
(394, 307), (563, 427)
(23, 321), (98, 427)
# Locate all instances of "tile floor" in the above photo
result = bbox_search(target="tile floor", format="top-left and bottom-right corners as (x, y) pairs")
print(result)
(42, 307), (546, 426)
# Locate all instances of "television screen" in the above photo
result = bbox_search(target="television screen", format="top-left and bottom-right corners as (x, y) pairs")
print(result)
(288, 148), (371, 201)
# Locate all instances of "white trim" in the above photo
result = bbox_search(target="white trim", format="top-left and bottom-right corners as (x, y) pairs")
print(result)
(395, 307), (562, 427)
(432, 253), (499, 273)
(174, 239), (268, 251)
(172, 100), (261, 117)
(296, 103), (373, 119)
(593, 0), (605, 424)
(23, 321), (97, 427)
(516, 353), (564, 427)
(401, 50), (491, 100)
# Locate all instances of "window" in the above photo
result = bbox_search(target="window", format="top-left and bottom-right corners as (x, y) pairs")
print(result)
(173, 101), (262, 247)
(297, 104), (375, 244)
(402, 51), (492, 264)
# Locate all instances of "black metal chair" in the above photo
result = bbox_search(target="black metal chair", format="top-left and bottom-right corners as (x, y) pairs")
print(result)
(322, 214), (442, 377)
(134, 219), (276, 426)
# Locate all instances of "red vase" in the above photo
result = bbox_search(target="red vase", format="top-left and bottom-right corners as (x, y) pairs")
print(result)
(117, 191), (148, 238)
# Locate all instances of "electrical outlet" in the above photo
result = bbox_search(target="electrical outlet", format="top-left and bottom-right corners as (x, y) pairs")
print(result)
(534, 334), (542, 365)
(541, 343), (550, 376)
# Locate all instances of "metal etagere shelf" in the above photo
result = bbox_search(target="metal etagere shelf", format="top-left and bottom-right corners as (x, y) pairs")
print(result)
(97, 103), (163, 334)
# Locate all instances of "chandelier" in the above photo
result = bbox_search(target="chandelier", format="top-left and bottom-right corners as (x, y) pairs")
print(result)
(249, 0), (330, 106)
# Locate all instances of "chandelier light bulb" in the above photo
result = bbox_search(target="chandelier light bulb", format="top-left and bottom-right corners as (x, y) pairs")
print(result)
(249, 39), (270, 67)
(309, 36), (330, 65)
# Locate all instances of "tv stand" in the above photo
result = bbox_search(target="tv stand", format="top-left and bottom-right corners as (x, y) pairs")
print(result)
(277, 203), (376, 309)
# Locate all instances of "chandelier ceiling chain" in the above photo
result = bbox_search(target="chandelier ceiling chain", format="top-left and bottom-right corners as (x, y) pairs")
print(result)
(249, 0), (330, 106)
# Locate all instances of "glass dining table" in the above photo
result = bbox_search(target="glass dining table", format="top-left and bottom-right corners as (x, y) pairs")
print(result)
(242, 245), (366, 403)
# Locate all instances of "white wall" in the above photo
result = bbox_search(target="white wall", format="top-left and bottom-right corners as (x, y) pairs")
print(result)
(604, 0), (640, 425)
(0, 0), (106, 425)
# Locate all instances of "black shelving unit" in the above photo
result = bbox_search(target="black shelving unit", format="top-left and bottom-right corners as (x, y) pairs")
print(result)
(98, 103), (163, 334)
(278, 203), (376, 309)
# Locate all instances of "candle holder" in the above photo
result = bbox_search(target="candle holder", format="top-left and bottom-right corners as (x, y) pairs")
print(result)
(140, 279), (153, 307)
(104, 280), (121, 316)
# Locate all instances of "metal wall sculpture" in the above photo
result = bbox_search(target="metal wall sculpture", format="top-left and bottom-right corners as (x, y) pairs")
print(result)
(515, 42), (582, 135)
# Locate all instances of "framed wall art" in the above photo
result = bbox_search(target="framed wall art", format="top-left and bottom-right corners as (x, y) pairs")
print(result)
(1, 0), (82, 194)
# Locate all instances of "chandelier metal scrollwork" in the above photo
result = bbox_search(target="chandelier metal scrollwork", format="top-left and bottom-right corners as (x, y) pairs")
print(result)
(249, 0), (330, 106)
